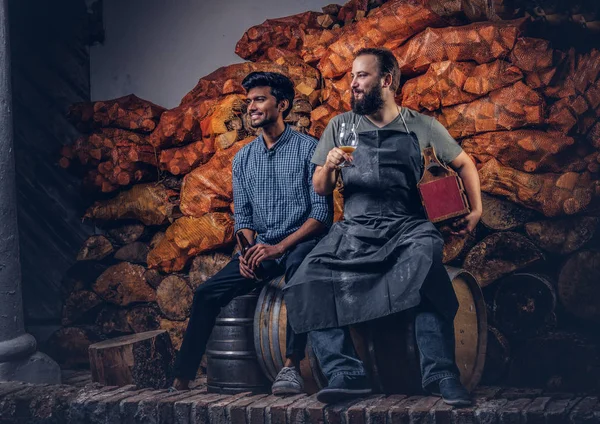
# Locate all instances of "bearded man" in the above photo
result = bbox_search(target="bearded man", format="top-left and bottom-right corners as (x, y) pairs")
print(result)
(284, 48), (482, 406)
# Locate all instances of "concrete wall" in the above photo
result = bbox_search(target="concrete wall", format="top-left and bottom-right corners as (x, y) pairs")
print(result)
(91, 0), (331, 109)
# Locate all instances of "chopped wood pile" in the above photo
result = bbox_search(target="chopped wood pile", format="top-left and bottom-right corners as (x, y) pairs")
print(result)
(51, 0), (600, 392)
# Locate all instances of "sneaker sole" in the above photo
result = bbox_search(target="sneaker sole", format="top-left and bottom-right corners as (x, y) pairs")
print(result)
(272, 386), (303, 396)
(316, 388), (372, 404)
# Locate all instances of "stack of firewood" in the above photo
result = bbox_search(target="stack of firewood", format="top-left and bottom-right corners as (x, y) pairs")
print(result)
(50, 0), (600, 391)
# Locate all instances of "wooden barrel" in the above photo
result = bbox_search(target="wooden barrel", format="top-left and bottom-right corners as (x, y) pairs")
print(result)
(254, 267), (486, 394)
(254, 276), (327, 394)
(206, 291), (269, 394)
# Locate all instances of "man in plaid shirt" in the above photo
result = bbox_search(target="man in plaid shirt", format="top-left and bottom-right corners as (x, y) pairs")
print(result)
(171, 72), (333, 395)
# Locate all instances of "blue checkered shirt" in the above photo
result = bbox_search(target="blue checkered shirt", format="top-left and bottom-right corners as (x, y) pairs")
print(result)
(232, 125), (333, 249)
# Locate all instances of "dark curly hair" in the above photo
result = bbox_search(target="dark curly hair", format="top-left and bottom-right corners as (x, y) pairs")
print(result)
(241, 71), (295, 118)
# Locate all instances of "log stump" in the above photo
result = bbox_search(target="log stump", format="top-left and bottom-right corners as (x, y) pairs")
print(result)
(480, 193), (539, 231)
(463, 232), (544, 287)
(558, 249), (600, 323)
(493, 273), (557, 339)
(89, 330), (174, 389)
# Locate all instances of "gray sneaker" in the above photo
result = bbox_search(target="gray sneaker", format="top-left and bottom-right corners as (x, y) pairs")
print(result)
(271, 366), (304, 395)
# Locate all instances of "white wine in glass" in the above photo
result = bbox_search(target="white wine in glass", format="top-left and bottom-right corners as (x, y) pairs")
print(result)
(337, 122), (358, 168)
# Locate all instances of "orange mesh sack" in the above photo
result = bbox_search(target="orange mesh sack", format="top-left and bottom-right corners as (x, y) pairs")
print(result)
(479, 158), (598, 217)
(180, 61), (320, 106)
(463, 60), (523, 96)
(309, 104), (343, 139)
(235, 11), (325, 61)
(461, 130), (585, 173)
(393, 20), (524, 77)
(67, 94), (166, 133)
(147, 213), (234, 273)
(402, 61), (477, 111)
(159, 139), (216, 176)
(84, 183), (177, 226)
(317, 0), (447, 79)
(148, 98), (220, 149)
(435, 81), (545, 139)
(179, 137), (254, 218)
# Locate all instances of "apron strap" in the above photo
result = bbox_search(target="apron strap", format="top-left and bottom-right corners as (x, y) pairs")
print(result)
(398, 106), (410, 134)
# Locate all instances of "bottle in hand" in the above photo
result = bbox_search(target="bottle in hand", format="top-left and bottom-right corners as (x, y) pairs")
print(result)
(236, 231), (265, 280)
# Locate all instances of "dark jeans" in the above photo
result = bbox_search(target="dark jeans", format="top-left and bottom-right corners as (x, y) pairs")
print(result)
(309, 298), (459, 390)
(173, 239), (318, 380)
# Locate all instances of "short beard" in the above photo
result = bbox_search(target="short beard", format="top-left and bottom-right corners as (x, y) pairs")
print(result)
(249, 115), (277, 129)
(351, 86), (384, 115)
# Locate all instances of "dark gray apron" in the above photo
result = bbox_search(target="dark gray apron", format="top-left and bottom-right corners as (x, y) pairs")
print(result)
(283, 126), (459, 333)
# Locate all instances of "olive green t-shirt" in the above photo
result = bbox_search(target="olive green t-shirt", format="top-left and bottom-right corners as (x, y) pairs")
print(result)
(311, 108), (463, 166)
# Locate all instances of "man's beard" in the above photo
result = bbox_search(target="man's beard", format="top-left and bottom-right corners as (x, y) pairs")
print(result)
(351, 85), (384, 115)
(249, 114), (277, 129)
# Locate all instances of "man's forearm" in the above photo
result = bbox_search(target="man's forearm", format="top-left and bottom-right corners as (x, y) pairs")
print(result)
(457, 162), (482, 214)
(277, 218), (327, 253)
(313, 165), (339, 196)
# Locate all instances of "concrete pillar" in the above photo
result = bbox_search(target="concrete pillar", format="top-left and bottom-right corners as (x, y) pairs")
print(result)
(0, 0), (60, 384)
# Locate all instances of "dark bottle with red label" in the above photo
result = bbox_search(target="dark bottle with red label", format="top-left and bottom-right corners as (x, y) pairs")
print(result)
(235, 231), (265, 280)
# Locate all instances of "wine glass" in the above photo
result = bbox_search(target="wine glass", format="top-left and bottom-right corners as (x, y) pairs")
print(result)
(336, 122), (358, 168)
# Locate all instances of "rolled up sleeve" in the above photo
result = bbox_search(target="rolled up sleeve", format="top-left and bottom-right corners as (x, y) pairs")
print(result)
(232, 154), (253, 233)
(307, 161), (333, 228)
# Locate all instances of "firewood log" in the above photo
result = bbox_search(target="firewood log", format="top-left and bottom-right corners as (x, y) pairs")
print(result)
(545, 49), (600, 100)
(67, 94), (166, 134)
(588, 121), (600, 149)
(309, 103), (342, 139)
(235, 11), (328, 61)
(44, 325), (106, 368)
(321, 77), (352, 111)
(84, 183), (177, 226)
(480, 193), (539, 231)
(61, 290), (104, 326)
(179, 137), (253, 218)
(156, 275), (193, 321)
(301, 26), (344, 65)
(393, 20), (524, 77)
(189, 252), (232, 290)
(179, 62), (320, 107)
(114, 242), (150, 264)
(107, 223), (146, 245)
(463, 231), (544, 287)
(76, 235), (114, 261)
(60, 261), (112, 298)
(159, 138), (216, 176)
(318, 0), (447, 79)
(507, 331), (600, 392)
(481, 325), (511, 385)
(89, 330), (174, 389)
(493, 273), (557, 339)
(462, 130), (583, 173)
(92, 262), (156, 306)
(63, 129), (153, 169)
(441, 230), (477, 264)
(435, 81), (545, 139)
(479, 158), (599, 217)
(158, 318), (189, 351)
(147, 213), (235, 273)
(143, 269), (164, 290)
(95, 305), (131, 335)
(558, 249), (600, 323)
(525, 216), (599, 254)
(126, 304), (161, 333)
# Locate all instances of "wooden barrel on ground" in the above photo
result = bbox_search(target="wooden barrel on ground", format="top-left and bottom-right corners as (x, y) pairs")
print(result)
(206, 291), (269, 394)
(254, 276), (327, 394)
(254, 267), (487, 394)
